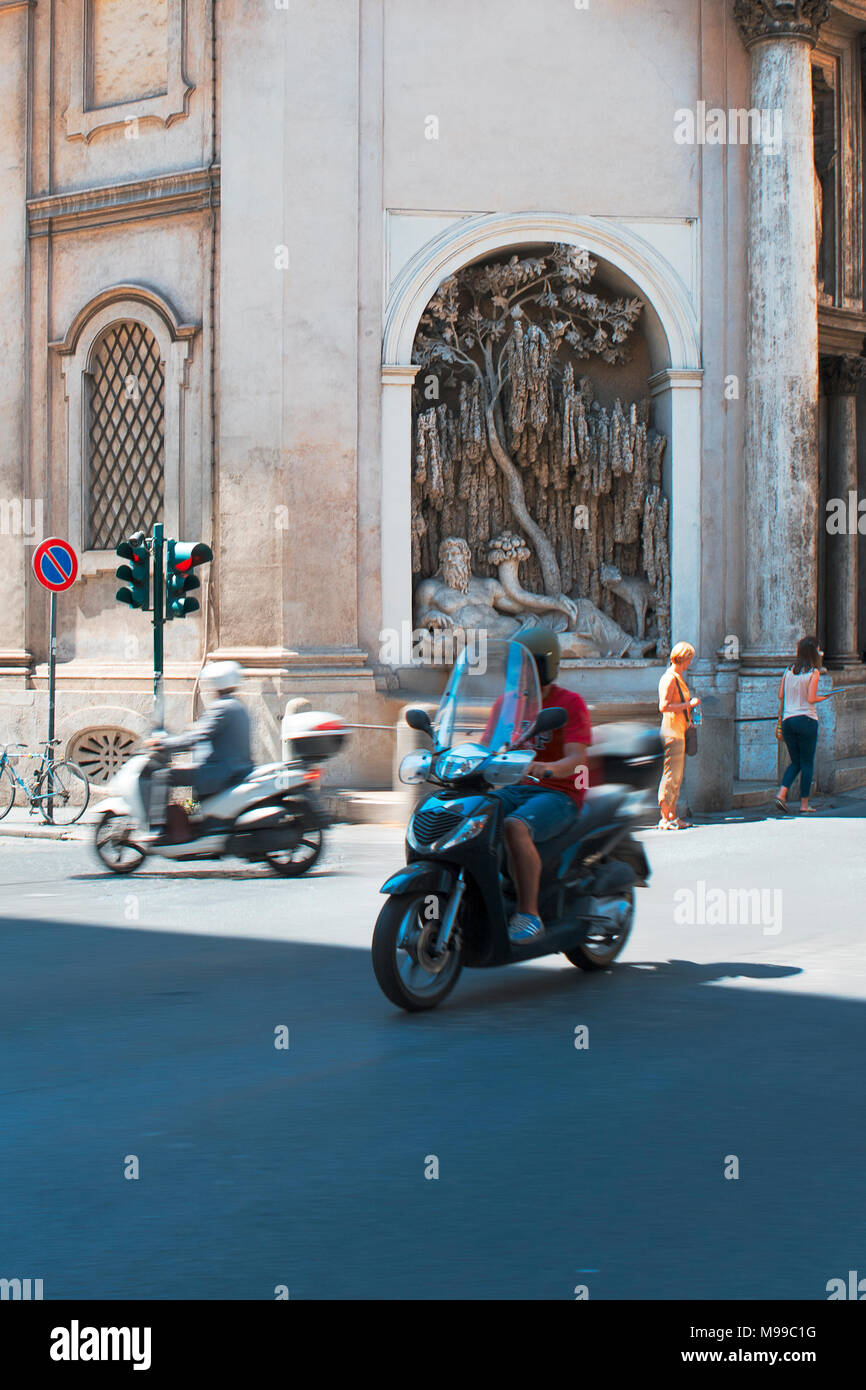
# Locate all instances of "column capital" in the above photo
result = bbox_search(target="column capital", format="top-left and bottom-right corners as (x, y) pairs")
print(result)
(733, 1), (830, 51)
(820, 354), (866, 395)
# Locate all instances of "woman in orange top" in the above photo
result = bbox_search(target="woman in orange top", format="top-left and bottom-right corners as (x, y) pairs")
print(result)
(657, 641), (700, 829)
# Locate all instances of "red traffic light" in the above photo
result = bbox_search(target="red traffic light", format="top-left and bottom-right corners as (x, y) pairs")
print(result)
(171, 541), (213, 574)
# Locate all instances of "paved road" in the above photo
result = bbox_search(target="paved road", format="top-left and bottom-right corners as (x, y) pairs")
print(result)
(1, 809), (864, 1300)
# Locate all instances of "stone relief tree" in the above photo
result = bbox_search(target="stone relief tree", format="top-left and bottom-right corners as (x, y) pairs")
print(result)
(411, 244), (671, 656)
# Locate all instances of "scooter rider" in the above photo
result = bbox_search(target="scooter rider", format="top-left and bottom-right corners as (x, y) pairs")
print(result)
(140, 660), (253, 840)
(491, 628), (592, 943)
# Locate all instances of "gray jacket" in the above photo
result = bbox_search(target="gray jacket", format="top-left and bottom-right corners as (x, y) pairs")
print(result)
(162, 695), (253, 797)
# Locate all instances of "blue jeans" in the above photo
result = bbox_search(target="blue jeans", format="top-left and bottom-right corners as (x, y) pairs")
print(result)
(489, 785), (581, 842)
(781, 716), (818, 799)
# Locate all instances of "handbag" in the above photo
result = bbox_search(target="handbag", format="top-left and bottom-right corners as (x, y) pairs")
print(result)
(676, 677), (698, 757)
(775, 670), (786, 741)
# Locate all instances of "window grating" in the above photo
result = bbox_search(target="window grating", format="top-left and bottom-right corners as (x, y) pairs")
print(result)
(87, 321), (165, 549)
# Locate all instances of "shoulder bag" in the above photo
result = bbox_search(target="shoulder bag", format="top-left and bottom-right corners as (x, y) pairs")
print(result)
(675, 677), (698, 757)
(775, 669), (787, 742)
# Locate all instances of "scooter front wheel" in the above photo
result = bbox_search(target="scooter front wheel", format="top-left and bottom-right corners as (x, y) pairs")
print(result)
(93, 811), (146, 875)
(564, 887), (634, 971)
(372, 892), (463, 1012)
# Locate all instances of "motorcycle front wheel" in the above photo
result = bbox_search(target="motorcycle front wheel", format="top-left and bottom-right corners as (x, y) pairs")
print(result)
(564, 886), (634, 971)
(372, 892), (463, 1012)
(93, 811), (146, 875)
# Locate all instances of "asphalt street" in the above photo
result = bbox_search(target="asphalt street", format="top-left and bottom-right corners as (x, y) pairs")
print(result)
(1, 808), (864, 1300)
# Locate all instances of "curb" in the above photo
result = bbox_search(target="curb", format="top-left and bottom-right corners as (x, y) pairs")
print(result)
(0, 822), (83, 841)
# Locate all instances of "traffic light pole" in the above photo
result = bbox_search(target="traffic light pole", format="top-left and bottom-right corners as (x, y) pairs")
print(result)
(152, 523), (165, 730)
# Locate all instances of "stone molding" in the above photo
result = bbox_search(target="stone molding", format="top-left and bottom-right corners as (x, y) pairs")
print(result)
(52, 285), (199, 559)
(28, 166), (220, 239)
(733, 0), (828, 49)
(64, 0), (194, 143)
(820, 353), (866, 393)
(383, 211), (701, 373)
(733, 0), (831, 49)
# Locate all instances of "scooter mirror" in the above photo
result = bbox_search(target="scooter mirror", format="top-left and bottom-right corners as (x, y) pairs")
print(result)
(404, 708), (433, 736)
(399, 750), (433, 785)
(532, 706), (567, 735)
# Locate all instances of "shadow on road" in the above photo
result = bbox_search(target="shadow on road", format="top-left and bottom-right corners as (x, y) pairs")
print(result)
(0, 913), (858, 1300)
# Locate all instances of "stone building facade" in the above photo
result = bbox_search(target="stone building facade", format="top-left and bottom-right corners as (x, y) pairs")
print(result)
(2, 0), (866, 808)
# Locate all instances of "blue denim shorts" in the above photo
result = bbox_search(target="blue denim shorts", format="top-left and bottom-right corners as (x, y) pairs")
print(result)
(490, 785), (581, 843)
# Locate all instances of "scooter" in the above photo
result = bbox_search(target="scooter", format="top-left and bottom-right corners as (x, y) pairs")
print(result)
(93, 709), (350, 876)
(371, 640), (663, 1011)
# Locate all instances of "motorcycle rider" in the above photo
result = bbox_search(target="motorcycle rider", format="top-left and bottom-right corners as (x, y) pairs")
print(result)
(489, 628), (592, 943)
(139, 660), (253, 841)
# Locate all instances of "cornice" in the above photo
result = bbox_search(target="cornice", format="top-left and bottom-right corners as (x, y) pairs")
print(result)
(818, 304), (866, 357)
(27, 164), (220, 239)
(733, 0), (831, 50)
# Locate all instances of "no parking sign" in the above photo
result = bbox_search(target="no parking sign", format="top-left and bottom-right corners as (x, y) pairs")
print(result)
(33, 536), (78, 592)
(31, 537), (79, 785)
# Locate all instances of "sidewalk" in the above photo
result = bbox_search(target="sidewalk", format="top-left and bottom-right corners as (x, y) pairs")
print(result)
(0, 806), (88, 840)
(3, 785), (864, 845)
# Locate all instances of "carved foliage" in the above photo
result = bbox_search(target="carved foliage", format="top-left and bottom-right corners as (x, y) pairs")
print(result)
(733, 0), (831, 49)
(410, 246), (671, 653)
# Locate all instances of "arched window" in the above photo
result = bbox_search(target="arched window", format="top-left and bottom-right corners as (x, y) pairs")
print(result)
(86, 321), (165, 550)
(54, 287), (198, 567)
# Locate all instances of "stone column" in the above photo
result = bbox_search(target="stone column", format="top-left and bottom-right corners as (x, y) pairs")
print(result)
(821, 355), (865, 667)
(734, 0), (830, 664)
(380, 365), (420, 649)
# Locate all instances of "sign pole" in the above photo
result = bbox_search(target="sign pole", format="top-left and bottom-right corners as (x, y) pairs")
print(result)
(32, 538), (79, 826)
(152, 523), (165, 729)
(46, 590), (57, 824)
(48, 590), (57, 746)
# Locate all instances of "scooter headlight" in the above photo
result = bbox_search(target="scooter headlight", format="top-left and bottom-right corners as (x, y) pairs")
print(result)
(435, 744), (487, 781)
(434, 813), (491, 852)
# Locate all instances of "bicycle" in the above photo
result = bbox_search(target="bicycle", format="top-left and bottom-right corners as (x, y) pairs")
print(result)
(0, 739), (90, 826)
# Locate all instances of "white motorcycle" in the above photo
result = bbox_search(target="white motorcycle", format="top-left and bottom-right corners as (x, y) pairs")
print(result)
(92, 709), (349, 876)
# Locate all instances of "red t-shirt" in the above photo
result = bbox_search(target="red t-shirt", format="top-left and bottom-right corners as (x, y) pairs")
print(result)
(525, 684), (592, 807)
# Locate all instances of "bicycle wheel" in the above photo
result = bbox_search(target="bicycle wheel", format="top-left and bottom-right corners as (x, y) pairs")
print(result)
(0, 765), (16, 821)
(40, 760), (90, 826)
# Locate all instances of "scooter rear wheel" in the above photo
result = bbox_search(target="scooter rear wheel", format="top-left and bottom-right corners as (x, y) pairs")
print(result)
(93, 811), (146, 875)
(564, 887), (634, 971)
(264, 826), (323, 876)
(372, 892), (463, 1012)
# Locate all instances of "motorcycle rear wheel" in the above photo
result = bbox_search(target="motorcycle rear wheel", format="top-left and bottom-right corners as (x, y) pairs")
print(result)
(372, 892), (463, 1012)
(564, 886), (634, 971)
(264, 826), (323, 876)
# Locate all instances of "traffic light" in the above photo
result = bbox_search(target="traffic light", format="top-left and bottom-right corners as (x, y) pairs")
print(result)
(165, 540), (213, 619)
(115, 531), (150, 610)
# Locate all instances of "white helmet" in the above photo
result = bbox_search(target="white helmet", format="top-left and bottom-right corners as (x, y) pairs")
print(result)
(200, 660), (244, 695)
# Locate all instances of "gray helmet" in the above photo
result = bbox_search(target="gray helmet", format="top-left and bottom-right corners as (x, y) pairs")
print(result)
(515, 626), (561, 686)
(200, 660), (244, 695)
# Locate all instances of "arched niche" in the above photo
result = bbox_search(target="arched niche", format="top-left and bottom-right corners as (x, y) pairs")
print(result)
(380, 213), (702, 657)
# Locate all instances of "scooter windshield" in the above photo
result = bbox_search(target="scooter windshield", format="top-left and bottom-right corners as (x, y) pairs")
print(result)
(431, 640), (541, 753)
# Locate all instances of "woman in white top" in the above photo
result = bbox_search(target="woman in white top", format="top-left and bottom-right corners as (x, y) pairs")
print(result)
(774, 635), (829, 815)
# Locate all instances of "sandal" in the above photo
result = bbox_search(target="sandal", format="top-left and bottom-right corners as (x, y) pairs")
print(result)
(800, 806), (818, 815)
(774, 797), (790, 815)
